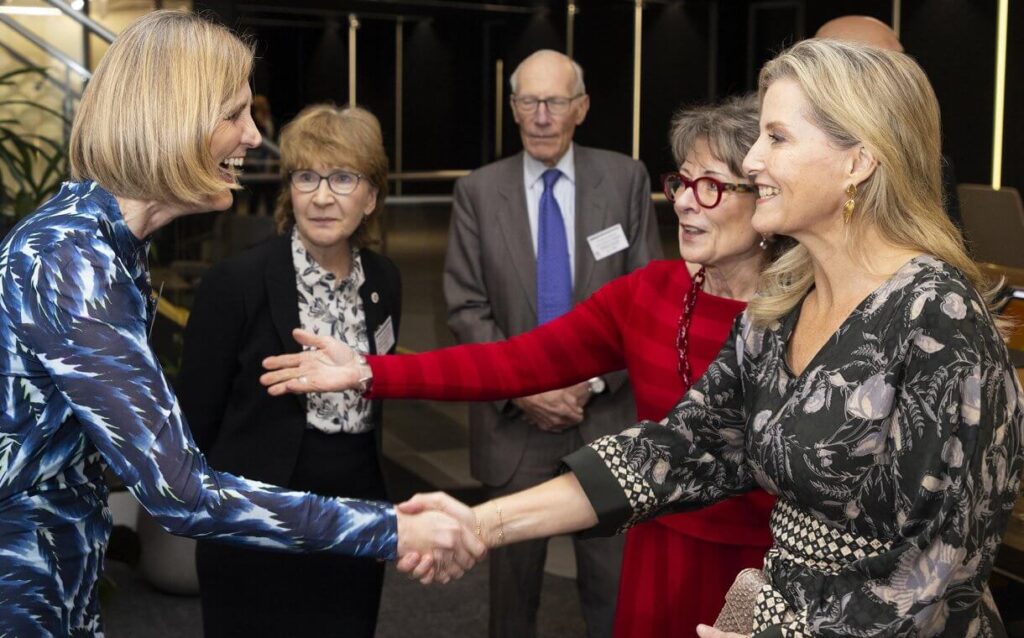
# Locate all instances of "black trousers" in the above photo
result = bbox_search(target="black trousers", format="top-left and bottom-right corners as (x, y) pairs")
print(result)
(487, 426), (624, 638)
(197, 429), (387, 638)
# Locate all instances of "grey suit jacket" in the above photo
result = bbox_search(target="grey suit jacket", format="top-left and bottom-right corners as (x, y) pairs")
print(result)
(444, 145), (662, 487)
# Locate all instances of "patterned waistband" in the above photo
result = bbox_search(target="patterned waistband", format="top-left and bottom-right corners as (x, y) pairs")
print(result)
(751, 499), (892, 635)
(769, 498), (892, 574)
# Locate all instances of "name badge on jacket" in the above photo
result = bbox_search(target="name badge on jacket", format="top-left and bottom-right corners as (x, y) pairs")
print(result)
(587, 224), (630, 261)
(374, 316), (396, 354)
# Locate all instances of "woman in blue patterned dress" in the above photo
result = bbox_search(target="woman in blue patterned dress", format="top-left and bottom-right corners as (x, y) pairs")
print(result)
(0, 11), (482, 636)
(346, 40), (1023, 637)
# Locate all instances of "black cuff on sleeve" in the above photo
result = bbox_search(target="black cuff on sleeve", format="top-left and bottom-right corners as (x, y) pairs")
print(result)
(752, 625), (783, 638)
(561, 445), (632, 538)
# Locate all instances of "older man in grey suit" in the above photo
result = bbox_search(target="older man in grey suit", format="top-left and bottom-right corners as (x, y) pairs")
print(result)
(444, 49), (661, 638)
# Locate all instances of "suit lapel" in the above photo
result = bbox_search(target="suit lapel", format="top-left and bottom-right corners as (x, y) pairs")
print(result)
(494, 154), (538, 316)
(573, 146), (607, 300)
(265, 233), (306, 410)
(358, 253), (386, 355)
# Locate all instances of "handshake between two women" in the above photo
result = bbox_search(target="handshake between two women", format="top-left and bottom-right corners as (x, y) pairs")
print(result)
(261, 329), (507, 586)
(395, 492), (491, 584)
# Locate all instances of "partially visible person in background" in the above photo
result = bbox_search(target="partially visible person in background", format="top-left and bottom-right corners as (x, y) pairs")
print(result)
(179, 103), (402, 638)
(248, 93), (278, 216)
(252, 93), (275, 140)
(815, 14), (964, 231)
(815, 15), (903, 51)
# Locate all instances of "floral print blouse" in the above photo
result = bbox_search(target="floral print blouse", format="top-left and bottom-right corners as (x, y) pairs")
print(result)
(291, 228), (373, 434)
(0, 182), (397, 636)
(565, 255), (1024, 637)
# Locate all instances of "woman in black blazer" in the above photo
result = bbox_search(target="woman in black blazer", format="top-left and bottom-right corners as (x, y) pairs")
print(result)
(178, 104), (401, 638)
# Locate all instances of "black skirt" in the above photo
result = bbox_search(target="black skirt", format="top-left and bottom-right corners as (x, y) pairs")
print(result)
(196, 428), (387, 638)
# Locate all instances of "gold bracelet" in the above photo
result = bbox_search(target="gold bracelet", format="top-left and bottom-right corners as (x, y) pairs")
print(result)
(473, 513), (482, 540)
(495, 505), (505, 546)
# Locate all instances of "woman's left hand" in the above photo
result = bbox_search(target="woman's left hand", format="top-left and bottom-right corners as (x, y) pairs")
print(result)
(260, 328), (364, 395)
(695, 624), (748, 638)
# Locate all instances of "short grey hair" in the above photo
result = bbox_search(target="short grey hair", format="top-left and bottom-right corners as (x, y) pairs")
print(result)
(509, 49), (586, 96)
(669, 93), (759, 178)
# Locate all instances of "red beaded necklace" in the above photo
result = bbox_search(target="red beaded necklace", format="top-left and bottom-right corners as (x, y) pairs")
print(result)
(675, 266), (706, 388)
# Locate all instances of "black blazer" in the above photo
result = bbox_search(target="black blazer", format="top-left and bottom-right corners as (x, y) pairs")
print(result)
(178, 234), (401, 487)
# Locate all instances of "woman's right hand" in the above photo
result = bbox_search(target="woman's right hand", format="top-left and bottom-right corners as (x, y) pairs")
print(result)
(394, 495), (488, 585)
(260, 328), (367, 395)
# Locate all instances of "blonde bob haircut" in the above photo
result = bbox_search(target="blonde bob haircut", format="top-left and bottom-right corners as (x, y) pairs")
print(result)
(274, 104), (389, 248)
(70, 10), (254, 208)
(748, 39), (992, 327)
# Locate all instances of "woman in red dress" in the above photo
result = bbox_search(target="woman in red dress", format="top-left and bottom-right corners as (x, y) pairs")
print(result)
(263, 95), (777, 636)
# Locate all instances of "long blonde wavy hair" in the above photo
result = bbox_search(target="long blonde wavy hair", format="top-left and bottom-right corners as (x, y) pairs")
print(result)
(747, 39), (992, 327)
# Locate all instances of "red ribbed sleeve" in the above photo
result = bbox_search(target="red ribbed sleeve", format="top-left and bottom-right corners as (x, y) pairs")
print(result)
(366, 268), (633, 401)
(367, 260), (774, 545)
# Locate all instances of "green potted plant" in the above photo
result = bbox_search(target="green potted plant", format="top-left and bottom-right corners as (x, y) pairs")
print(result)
(1, 67), (69, 238)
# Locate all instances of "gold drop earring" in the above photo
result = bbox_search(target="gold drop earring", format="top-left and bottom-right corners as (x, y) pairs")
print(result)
(842, 183), (857, 224)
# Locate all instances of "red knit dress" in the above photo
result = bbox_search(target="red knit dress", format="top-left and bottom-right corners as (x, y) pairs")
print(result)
(367, 259), (775, 636)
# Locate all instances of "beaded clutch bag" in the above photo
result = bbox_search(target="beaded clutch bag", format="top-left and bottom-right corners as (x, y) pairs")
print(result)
(713, 567), (766, 634)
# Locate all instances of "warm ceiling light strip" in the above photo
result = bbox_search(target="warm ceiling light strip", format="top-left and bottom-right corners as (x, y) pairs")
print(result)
(631, 0), (642, 160)
(991, 0), (1008, 190)
(0, 6), (61, 15)
(348, 13), (359, 107)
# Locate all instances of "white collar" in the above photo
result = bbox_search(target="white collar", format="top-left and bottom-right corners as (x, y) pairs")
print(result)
(524, 143), (576, 189)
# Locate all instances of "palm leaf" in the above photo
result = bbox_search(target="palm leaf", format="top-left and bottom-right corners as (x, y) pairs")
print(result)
(0, 66), (70, 219)
(0, 66), (46, 87)
(0, 98), (68, 122)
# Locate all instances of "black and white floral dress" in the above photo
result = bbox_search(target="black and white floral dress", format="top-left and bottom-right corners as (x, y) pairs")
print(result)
(565, 255), (1024, 637)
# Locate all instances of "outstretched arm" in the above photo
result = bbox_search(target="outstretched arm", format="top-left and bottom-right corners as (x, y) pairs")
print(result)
(17, 239), (484, 574)
(261, 269), (639, 401)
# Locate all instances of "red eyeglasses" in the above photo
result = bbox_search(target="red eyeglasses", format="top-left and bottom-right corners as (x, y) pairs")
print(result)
(660, 172), (756, 209)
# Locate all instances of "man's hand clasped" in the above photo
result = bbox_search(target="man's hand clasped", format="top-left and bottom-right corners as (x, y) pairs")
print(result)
(512, 383), (590, 432)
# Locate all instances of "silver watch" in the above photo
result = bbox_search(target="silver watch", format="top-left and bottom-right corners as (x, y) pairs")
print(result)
(353, 351), (374, 394)
(586, 376), (606, 395)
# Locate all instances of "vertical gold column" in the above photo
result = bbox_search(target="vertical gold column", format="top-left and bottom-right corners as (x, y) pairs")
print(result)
(891, 0), (901, 38)
(566, 2), (577, 58)
(395, 18), (404, 195)
(992, 0), (1008, 190)
(348, 14), (359, 106)
(495, 59), (504, 159)
(631, 0), (643, 160)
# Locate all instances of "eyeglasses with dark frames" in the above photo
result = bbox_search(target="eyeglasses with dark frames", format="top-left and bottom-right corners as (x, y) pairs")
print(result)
(660, 172), (756, 209)
(289, 169), (364, 196)
(510, 94), (584, 116)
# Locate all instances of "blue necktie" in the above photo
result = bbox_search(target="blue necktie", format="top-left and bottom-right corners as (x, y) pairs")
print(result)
(536, 168), (572, 325)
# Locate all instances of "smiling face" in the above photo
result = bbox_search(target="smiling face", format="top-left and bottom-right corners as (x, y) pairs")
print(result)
(742, 79), (861, 240)
(207, 83), (262, 211)
(674, 138), (762, 271)
(291, 163), (377, 256)
(512, 53), (590, 166)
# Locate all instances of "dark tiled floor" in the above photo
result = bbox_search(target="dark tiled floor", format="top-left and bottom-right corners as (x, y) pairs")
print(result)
(102, 556), (586, 638)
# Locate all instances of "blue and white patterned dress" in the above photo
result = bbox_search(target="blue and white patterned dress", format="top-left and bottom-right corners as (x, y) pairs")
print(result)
(0, 181), (397, 636)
